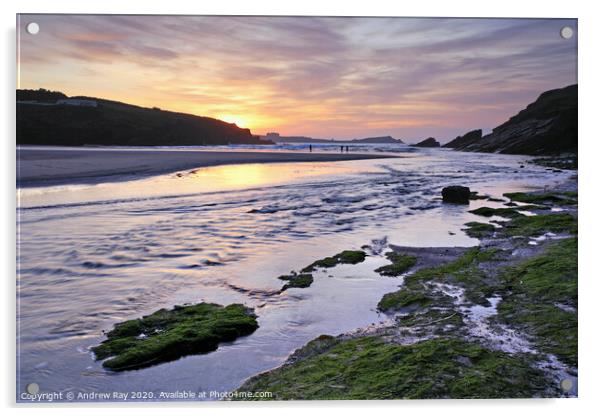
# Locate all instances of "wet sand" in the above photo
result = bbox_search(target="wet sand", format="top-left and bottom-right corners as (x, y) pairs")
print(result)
(17, 146), (397, 187)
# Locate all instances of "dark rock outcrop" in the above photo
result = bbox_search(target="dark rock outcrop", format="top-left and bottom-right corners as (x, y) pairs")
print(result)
(442, 186), (471, 204)
(443, 129), (482, 149)
(457, 85), (577, 155)
(17, 89), (270, 146)
(413, 137), (440, 148)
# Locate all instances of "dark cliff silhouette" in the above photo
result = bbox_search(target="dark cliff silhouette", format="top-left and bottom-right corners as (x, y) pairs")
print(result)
(443, 129), (482, 149)
(17, 89), (270, 147)
(447, 85), (577, 155)
(413, 137), (440, 148)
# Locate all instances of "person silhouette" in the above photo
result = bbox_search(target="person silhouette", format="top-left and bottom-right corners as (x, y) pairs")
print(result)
(309, 144), (312, 152)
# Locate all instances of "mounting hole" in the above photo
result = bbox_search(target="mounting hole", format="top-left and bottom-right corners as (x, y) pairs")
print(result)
(560, 26), (573, 39)
(560, 378), (573, 392)
(26, 383), (39, 394)
(26, 22), (40, 35)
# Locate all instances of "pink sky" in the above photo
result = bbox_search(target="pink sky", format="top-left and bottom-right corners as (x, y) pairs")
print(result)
(17, 15), (577, 142)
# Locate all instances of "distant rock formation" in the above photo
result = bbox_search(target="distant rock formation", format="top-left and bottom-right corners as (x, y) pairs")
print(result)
(456, 85), (577, 155)
(263, 134), (404, 144)
(443, 129), (482, 149)
(353, 136), (404, 144)
(262, 135), (334, 143)
(17, 89), (270, 146)
(413, 137), (440, 148)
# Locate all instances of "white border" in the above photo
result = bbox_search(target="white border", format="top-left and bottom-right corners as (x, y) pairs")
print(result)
(3, 0), (601, 414)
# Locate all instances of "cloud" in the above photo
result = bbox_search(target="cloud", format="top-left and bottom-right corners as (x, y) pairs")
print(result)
(17, 15), (577, 140)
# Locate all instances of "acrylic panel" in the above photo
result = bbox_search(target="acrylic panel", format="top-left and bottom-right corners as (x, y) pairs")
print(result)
(16, 14), (578, 402)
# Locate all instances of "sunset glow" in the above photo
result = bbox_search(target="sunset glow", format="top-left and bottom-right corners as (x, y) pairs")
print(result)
(219, 115), (250, 128)
(17, 15), (577, 142)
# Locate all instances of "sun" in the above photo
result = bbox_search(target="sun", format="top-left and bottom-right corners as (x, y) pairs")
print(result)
(220, 114), (249, 128)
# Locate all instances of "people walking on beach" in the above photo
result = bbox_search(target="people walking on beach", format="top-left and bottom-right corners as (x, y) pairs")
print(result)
(309, 144), (312, 152)
(340, 145), (344, 153)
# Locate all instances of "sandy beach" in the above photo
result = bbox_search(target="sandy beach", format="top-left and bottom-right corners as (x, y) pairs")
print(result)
(17, 146), (397, 187)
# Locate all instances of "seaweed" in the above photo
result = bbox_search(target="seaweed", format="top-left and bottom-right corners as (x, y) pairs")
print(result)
(375, 252), (417, 276)
(494, 238), (577, 366)
(279, 273), (314, 290)
(503, 192), (577, 206)
(502, 213), (577, 237)
(235, 336), (552, 400)
(92, 303), (258, 371)
(377, 289), (431, 311)
(462, 221), (495, 238)
(302, 250), (367, 272)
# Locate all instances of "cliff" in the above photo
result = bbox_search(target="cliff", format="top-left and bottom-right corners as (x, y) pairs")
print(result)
(456, 85), (577, 155)
(17, 89), (268, 146)
(443, 129), (482, 149)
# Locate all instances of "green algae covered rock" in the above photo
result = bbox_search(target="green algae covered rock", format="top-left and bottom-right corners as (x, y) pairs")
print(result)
(495, 237), (577, 367)
(375, 252), (417, 276)
(235, 336), (552, 400)
(278, 273), (314, 290)
(377, 289), (431, 312)
(92, 303), (258, 371)
(302, 250), (366, 272)
(463, 221), (495, 238)
(503, 191), (577, 206)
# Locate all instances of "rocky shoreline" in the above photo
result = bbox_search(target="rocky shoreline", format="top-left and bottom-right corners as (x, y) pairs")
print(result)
(444, 84), (577, 156)
(234, 176), (578, 399)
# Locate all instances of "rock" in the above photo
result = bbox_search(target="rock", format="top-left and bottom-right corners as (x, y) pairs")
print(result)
(454, 84), (577, 155)
(443, 129), (482, 149)
(302, 250), (367, 272)
(413, 137), (440, 147)
(91, 303), (258, 371)
(279, 273), (314, 290)
(442, 186), (471, 204)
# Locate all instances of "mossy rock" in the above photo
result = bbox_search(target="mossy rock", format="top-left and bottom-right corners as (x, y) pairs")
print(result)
(403, 247), (499, 289)
(287, 334), (339, 362)
(302, 250), (366, 272)
(279, 273), (314, 290)
(503, 192), (577, 206)
(502, 213), (577, 237)
(495, 238), (577, 367)
(396, 309), (465, 334)
(375, 252), (418, 276)
(377, 289), (431, 312)
(469, 206), (525, 219)
(92, 303), (258, 371)
(463, 221), (495, 238)
(400, 247), (501, 305)
(235, 336), (553, 400)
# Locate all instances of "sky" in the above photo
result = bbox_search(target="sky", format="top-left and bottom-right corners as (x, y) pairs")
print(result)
(17, 15), (577, 142)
